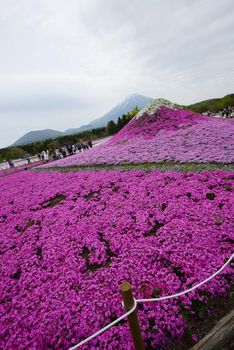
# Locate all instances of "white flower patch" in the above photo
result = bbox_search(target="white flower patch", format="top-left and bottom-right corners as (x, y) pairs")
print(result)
(135, 98), (177, 119)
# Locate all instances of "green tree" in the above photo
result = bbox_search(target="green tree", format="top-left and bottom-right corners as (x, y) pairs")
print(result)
(4, 147), (25, 160)
(106, 120), (117, 135)
(121, 114), (128, 127)
(117, 117), (123, 131)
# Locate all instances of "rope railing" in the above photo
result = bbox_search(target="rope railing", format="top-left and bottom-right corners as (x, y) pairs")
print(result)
(69, 252), (233, 349)
(69, 299), (137, 350)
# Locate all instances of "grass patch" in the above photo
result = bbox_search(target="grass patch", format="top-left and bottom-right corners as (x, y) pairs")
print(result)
(35, 161), (234, 173)
(43, 194), (66, 208)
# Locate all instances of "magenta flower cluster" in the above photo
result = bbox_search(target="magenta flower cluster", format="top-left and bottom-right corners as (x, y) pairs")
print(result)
(0, 170), (233, 349)
(41, 107), (234, 168)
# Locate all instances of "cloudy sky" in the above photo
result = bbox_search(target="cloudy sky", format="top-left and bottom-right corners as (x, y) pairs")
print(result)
(0, 0), (233, 147)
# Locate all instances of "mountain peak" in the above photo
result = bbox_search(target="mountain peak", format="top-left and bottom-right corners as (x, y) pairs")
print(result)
(123, 93), (152, 102)
(126, 92), (147, 98)
(89, 94), (152, 127)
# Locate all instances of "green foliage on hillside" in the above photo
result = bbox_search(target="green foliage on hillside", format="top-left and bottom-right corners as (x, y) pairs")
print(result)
(188, 94), (234, 113)
(4, 147), (26, 160)
(106, 106), (139, 135)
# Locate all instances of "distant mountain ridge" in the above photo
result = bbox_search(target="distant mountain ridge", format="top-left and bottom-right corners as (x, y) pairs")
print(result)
(13, 129), (63, 146)
(12, 93), (152, 146)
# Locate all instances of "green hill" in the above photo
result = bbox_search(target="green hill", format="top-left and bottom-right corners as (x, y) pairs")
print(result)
(187, 94), (234, 113)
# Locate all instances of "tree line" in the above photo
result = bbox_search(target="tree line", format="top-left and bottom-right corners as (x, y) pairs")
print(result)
(106, 106), (139, 135)
(0, 106), (139, 162)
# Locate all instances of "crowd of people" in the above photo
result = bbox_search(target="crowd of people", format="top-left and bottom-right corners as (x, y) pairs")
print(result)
(1, 140), (94, 173)
(38, 140), (93, 163)
(203, 106), (234, 118)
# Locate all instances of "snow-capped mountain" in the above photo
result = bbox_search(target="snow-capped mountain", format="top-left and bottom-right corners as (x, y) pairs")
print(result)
(65, 93), (152, 134)
(90, 93), (153, 127)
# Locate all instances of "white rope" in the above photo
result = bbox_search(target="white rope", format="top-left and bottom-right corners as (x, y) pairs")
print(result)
(69, 298), (137, 349)
(69, 253), (233, 349)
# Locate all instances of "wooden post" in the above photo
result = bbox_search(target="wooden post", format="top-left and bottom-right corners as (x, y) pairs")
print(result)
(120, 281), (145, 350)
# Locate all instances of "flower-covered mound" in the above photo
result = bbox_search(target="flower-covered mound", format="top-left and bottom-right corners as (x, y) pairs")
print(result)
(41, 106), (234, 168)
(0, 170), (233, 349)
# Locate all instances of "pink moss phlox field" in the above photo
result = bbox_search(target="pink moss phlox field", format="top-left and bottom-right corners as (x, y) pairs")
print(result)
(110, 106), (206, 142)
(41, 107), (234, 167)
(0, 170), (233, 349)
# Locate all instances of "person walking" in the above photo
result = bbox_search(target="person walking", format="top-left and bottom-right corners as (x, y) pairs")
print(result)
(8, 159), (14, 168)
